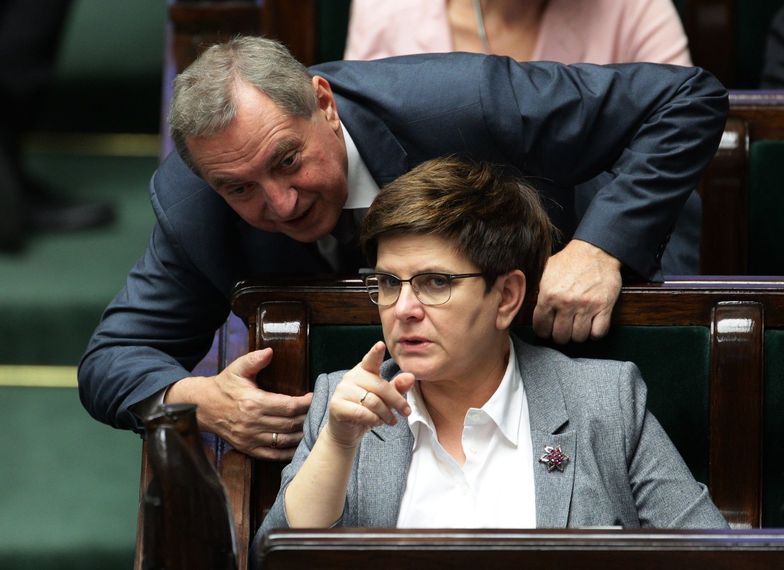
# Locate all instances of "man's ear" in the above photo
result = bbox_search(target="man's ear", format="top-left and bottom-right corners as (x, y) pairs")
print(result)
(312, 75), (340, 129)
(496, 270), (526, 330)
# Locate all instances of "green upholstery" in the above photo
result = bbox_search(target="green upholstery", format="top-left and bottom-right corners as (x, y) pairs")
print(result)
(0, 153), (157, 365)
(0, 387), (140, 569)
(763, 331), (784, 527)
(749, 141), (784, 276)
(309, 324), (711, 484)
(736, 0), (784, 87)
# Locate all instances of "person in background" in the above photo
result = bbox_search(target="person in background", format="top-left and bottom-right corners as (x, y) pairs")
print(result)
(344, 0), (700, 276)
(761, 6), (784, 89)
(0, 0), (114, 253)
(253, 157), (727, 564)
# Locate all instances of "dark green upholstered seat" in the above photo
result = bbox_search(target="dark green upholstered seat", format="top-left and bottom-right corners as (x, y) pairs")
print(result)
(309, 324), (711, 485)
(763, 330), (784, 527)
(749, 141), (784, 276)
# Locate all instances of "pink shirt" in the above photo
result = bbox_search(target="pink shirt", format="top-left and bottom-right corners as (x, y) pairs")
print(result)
(344, 0), (692, 66)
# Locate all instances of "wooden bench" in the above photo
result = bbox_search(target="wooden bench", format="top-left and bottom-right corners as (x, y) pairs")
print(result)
(133, 277), (784, 569)
(257, 528), (784, 570)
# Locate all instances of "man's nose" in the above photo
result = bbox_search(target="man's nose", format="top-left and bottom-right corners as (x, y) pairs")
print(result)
(262, 181), (298, 219)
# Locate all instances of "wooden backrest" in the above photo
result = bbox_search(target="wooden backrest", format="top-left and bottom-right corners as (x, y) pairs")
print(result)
(699, 91), (784, 275)
(257, 528), (784, 570)
(135, 277), (784, 568)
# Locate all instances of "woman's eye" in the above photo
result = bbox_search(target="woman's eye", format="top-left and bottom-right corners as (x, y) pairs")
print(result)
(379, 275), (400, 289)
(426, 275), (449, 289)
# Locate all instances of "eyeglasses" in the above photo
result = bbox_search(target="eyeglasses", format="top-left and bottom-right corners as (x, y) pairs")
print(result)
(363, 272), (485, 307)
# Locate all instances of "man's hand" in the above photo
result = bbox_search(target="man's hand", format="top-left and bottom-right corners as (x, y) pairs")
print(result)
(165, 348), (313, 460)
(533, 239), (622, 344)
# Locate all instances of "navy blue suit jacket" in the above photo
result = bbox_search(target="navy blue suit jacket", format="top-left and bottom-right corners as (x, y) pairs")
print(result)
(78, 54), (727, 431)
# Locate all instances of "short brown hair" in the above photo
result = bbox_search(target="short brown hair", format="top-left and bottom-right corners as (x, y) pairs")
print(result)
(169, 36), (316, 171)
(360, 157), (556, 297)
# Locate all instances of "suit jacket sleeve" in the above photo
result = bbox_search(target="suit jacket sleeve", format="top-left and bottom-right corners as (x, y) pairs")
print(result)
(319, 55), (727, 278)
(619, 362), (728, 528)
(77, 222), (230, 433)
(77, 154), (235, 433)
(476, 58), (727, 277)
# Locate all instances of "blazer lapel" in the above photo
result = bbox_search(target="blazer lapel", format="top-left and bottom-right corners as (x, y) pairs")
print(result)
(515, 338), (576, 528)
(356, 418), (413, 527)
(330, 92), (409, 186)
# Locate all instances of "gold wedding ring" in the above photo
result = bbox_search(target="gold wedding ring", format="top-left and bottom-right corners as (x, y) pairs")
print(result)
(271, 432), (279, 448)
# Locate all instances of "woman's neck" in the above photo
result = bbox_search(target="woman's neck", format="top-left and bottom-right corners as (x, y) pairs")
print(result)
(417, 340), (511, 464)
(447, 0), (548, 60)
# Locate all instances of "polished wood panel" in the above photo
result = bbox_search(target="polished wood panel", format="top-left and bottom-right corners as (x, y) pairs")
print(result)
(169, 2), (263, 74)
(680, 0), (737, 87)
(232, 277), (784, 327)
(251, 302), (310, 535)
(710, 302), (764, 528)
(258, 528), (784, 570)
(699, 117), (748, 274)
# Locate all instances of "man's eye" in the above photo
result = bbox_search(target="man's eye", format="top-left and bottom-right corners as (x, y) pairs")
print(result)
(225, 184), (251, 197)
(279, 152), (299, 169)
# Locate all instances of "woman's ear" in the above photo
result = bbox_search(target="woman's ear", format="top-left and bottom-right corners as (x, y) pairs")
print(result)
(496, 270), (526, 330)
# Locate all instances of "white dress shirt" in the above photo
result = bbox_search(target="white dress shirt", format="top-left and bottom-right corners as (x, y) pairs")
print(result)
(316, 123), (379, 271)
(396, 339), (537, 528)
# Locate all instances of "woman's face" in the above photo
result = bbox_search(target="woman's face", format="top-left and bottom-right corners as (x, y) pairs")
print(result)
(376, 233), (509, 385)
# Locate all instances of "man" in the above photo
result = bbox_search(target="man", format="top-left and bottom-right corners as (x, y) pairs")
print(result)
(78, 36), (727, 459)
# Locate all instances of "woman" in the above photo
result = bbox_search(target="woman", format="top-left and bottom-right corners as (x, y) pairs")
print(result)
(254, 157), (726, 549)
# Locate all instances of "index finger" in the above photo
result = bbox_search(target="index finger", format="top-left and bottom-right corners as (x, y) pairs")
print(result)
(359, 341), (387, 375)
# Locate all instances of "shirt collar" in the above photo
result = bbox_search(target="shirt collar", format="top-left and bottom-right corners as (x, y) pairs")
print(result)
(341, 122), (379, 209)
(405, 381), (434, 448)
(481, 337), (524, 445)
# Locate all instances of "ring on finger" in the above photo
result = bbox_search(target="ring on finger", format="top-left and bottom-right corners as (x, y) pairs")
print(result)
(271, 432), (279, 448)
(359, 390), (370, 405)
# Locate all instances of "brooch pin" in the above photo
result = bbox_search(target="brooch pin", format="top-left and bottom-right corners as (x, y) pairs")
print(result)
(539, 445), (570, 472)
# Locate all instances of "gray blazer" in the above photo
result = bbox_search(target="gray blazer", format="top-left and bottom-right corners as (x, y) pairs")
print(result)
(255, 337), (727, 545)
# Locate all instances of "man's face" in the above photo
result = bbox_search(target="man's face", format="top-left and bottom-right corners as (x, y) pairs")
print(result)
(186, 77), (348, 242)
(376, 233), (509, 386)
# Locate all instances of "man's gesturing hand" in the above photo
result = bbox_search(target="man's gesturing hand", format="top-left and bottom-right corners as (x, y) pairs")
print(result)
(533, 239), (622, 344)
(165, 348), (312, 460)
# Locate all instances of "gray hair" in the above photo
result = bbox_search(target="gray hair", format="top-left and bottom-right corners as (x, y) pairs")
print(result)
(169, 36), (317, 170)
